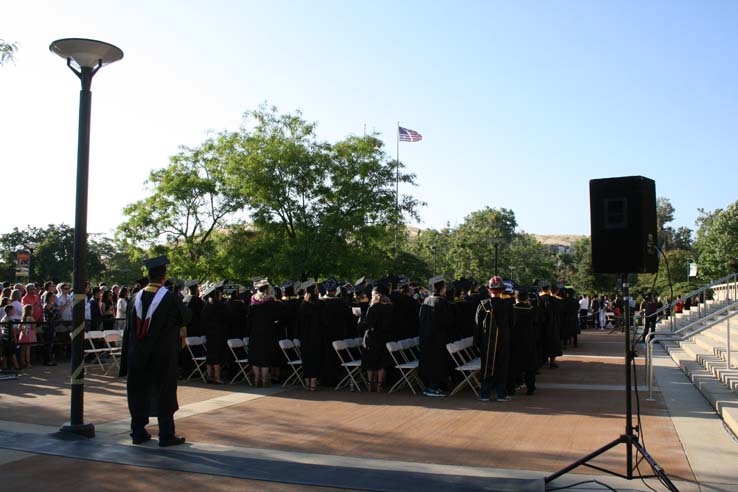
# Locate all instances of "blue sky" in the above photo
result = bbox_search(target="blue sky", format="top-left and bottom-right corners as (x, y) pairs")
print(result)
(2, 1), (737, 237)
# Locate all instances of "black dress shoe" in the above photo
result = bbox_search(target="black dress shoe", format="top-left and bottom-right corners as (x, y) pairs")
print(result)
(159, 435), (186, 447)
(131, 433), (151, 445)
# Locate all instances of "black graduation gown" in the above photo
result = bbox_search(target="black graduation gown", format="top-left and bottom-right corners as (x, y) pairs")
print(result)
(298, 300), (322, 378)
(120, 288), (191, 418)
(538, 294), (563, 358)
(565, 297), (580, 339)
(362, 302), (394, 370)
(202, 301), (229, 365)
(418, 295), (453, 388)
(456, 293), (479, 339)
(511, 302), (539, 377)
(391, 292), (418, 341)
(474, 296), (512, 385)
(279, 297), (301, 340)
(226, 298), (249, 340)
(320, 296), (355, 385)
(247, 299), (283, 367)
(185, 295), (205, 336)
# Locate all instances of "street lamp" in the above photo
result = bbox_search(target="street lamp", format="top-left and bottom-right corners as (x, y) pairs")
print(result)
(50, 38), (123, 438)
(431, 245), (437, 276)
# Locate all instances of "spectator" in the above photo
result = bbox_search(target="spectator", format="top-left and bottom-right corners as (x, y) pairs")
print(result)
(116, 286), (129, 330)
(674, 295), (684, 314)
(42, 292), (59, 366)
(43, 281), (56, 296)
(18, 304), (37, 368)
(1, 304), (19, 369)
(100, 289), (116, 331)
(89, 287), (102, 331)
(56, 283), (73, 325)
(21, 283), (43, 323)
(10, 289), (24, 322)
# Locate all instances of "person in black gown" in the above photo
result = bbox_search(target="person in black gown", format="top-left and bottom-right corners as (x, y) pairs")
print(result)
(538, 282), (562, 369)
(247, 279), (283, 387)
(475, 276), (513, 402)
(202, 281), (228, 384)
(120, 255), (191, 446)
(298, 280), (321, 391)
(509, 289), (538, 396)
(418, 275), (454, 397)
(362, 284), (394, 392)
(319, 278), (354, 387)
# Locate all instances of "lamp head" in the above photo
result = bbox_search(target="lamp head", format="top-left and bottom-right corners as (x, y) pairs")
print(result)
(49, 38), (123, 69)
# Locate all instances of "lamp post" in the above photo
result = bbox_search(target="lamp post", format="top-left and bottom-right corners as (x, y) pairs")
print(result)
(431, 245), (437, 276)
(494, 242), (499, 276)
(27, 242), (38, 280)
(50, 38), (123, 438)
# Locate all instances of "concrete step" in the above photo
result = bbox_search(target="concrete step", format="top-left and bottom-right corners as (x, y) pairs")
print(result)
(660, 340), (738, 438)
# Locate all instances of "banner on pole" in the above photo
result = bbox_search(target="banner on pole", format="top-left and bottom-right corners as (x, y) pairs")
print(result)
(688, 262), (698, 278)
(15, 251), (30, 278)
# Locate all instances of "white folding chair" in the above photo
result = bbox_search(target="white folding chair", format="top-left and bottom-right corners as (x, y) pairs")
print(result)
(279, 339), (306, 388)
(386, 341), (421, 394)
(332, 339), (365, 391)
(227, 338), (252, 385)
(292, 338), (303, 358)
(185, 336), (207, 382)
(83, 331), (109, 372)
(103, 329), (123, 375)
(447, 341), (481, 396)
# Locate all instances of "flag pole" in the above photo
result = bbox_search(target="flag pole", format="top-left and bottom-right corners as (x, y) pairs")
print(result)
(395, 121), (400, 258)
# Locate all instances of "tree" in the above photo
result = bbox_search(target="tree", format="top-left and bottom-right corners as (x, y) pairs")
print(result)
(0, 39), (17, 66)
(694, 201), (738, 279)
(117, 136), (243, 279)
(656, 197), (675, 250)
(222, 105), (422, 280)
(0, 224), (122, 283)
(568, 237), (618, 295)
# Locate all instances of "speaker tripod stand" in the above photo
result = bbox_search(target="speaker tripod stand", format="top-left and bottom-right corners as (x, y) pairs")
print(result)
(545, 276), (679, 491)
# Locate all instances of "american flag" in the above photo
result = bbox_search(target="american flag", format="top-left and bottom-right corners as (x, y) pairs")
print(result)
(399, 126), (423, 142)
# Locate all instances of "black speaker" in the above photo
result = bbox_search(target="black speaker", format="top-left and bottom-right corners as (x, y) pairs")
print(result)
(589, 176), (658, 274)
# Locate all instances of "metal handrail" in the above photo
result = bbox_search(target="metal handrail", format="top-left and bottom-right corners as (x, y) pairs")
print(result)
(648, 272), (738, 321)
(645, 298), (738, 399)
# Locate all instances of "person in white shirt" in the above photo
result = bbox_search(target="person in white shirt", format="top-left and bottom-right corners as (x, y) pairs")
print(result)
(10, 289), (23, 322)
(578, 295), (590, 331)
(56, 283), (73, 323)
(115, 286), (129, 330)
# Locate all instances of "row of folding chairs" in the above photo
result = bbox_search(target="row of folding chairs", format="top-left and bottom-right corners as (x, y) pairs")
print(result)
(446, 336), (481, 396)
(80, 330), (123, 375)
(386, 337), (423, 394)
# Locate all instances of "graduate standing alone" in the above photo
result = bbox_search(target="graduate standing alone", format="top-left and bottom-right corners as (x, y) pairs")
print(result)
(120, 256), (191, 446)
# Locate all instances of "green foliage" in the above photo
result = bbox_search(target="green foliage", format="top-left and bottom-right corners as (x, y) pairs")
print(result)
(0, 224), (135, 283)
(634, 249), (694, 299)
(568, 237), (618, 295)
(694, 201), (738, 279)
(0, 39), (17, 65)
(117, 104), (424, 282)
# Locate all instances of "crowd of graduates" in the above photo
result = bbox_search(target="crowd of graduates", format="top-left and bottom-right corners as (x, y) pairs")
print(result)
(175, 273), (582, 401)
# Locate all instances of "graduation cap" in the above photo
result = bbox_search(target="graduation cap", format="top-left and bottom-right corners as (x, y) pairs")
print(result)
(429, 275), (444, 289)
(174, 279), (185, 289)
(322, 278), (339, 292)
(254, 278), (270, 290)
(135, 277), (149, 288)
(537, 279), (551, 290)
(341, 283), (354, 295)
(354, 277), (367, 287)
(201, 280), (224, 298)
(488, 276), (504, 289)
(384, 274), (400, 288)
(142, 255), (170, 270)
(301, 279), (316, 291)
(185, 279), (199, 288)
(372, 283), (389, 296)
(317, 282), (327, 296)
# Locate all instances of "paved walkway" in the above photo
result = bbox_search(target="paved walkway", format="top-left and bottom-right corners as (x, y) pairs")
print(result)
(0, 330), (736, 491)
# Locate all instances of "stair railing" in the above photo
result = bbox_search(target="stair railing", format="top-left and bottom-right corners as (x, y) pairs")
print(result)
(646, 272), (738, 332)
(644, 298), (738, 400)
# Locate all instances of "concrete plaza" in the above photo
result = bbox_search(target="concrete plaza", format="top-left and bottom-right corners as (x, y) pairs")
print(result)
(0, 330), (736, 492)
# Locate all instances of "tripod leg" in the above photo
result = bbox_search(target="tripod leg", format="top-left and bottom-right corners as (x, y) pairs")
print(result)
(631, 440), (681, 492)
(545, 436), (625, 483)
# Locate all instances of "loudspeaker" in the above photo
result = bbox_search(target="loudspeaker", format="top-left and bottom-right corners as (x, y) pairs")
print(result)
(590, 176), (658, 274)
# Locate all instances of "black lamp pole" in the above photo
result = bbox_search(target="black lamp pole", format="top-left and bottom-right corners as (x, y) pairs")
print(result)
(60, 62), (97, 438)
(51, 37), (123, 438)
